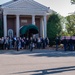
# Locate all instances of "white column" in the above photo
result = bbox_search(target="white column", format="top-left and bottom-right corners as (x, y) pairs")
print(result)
(32, 15), (35, 25)
(40, 17), (44, 38)
(16, 15), (20, 37)
(43, 15), (47, 38)
(3, 14), (7, 37)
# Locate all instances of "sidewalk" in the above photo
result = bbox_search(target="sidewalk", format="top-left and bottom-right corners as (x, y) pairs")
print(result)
(0, 48), (63, 55)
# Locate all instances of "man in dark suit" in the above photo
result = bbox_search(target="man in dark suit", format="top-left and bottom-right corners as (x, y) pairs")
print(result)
(55, 37), (60, 51)
(62, 37), (68, 51)
(69, 36), (73, 51)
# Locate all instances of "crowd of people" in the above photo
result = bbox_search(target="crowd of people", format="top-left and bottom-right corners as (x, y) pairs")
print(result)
(56, 36), (75, 51)
(0, 36), (75, 51)
(0, 36), (49, 51)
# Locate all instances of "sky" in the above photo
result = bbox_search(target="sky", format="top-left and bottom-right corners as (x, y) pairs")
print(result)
(0, 0), (75, 17)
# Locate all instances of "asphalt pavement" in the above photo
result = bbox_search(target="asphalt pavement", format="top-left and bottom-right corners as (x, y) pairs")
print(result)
(0, 49), (75, 75)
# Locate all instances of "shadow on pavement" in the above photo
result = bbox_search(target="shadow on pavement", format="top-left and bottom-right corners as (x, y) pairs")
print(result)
(0, 50), (75, 57)
(11, 66), (75, 75)
(29, 51), (75, 57)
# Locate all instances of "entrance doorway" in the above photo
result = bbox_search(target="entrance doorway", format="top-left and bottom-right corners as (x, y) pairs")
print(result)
(20, 24), (39, 38)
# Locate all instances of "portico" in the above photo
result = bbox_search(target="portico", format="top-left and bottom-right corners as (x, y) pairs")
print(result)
(1, 0), (50, 38)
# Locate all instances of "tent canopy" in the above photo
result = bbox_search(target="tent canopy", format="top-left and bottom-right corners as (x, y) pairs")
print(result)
(20, 24), (39, 35)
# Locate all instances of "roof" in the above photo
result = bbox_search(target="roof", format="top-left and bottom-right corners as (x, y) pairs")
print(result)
(1, 0), (50, 15)
(1, 1), (14, 6)
(1, 0), (48, 10)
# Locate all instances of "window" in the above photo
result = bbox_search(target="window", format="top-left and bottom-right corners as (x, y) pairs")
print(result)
(8, 29), (13, 37)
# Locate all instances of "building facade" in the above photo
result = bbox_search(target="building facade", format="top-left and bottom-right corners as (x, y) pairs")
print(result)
(0, 0), (51, 38)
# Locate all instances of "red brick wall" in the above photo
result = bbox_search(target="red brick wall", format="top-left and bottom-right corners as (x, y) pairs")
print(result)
(35, 18), (40, 35)
(7, 15), (41, 36)
(20, 17), (32, 26)
(7, 16), (16, 35)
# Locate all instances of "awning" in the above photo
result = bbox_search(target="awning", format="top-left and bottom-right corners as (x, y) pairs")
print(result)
(20, 24), (39, 35)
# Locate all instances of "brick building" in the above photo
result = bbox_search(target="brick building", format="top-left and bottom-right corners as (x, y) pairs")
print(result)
(0, 0), (51, 38)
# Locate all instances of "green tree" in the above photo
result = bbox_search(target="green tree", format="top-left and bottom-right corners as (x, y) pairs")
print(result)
(47, 13), (62, 39)
(66, 15), (75, 36)
(61, 31), (70, 36)
(71, 0), (75, 4)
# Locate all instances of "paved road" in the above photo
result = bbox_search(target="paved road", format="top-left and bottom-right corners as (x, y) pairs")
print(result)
(0, 49), (75, 75)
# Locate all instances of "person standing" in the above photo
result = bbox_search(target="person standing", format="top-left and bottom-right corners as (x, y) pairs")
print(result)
(4, 37), (10, 50)
(73, 38), (75, 51)
(37, 37), (41, 49)
(62, 37), (68, 51)
(0, 37), (4, 50)
(68, 36), (73, 51)
(45, 37), (49, 48)
(0, 38), (1, 50)
(9, 37), (13, 49)
(21, 38), (24, 49)
(23, 37), (26, 49)
(29, 37), (33, 51)
(33, 37), (37, 49)
(26, 37), (30, 49)
(55, 37), (60, 51)
(41, 37), (45, 49)
(16, 37), (19, 51)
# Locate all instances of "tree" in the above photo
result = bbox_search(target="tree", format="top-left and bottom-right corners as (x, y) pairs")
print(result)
(62, 31), (70, 36)
(71, 0), (75, 4)
(47, 13), (62, 39)
(66, 15), (75, 36)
